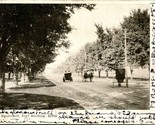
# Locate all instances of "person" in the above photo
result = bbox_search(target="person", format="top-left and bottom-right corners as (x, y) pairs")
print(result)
(89, 70), (93, 82)
(84, 70), (88, 82)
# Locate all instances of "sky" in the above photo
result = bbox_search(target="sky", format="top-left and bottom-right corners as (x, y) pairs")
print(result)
(45, 3), (149, 73)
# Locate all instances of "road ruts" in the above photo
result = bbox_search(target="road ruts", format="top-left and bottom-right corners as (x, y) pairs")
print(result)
(45, 74), (149, 109)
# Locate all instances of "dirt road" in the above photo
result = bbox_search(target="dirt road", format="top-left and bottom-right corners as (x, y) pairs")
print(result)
(7, 73), (149, 110)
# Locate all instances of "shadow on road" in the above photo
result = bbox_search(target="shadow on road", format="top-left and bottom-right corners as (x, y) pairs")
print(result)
(0, 93), (84, 110)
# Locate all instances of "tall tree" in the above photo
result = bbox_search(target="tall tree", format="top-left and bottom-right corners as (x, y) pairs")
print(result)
(121, 9), (150, 67)
(95, 24), (116, 77)
(95, 9), (149, 75)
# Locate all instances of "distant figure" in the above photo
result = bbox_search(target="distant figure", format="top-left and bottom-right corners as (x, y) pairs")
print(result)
(84, 71), (88, 82)
(83, 70), (93, 82)
(89, 70), (93, 82)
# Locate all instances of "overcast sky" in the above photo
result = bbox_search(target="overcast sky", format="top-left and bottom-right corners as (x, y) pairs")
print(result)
(45, 3), (149, 73)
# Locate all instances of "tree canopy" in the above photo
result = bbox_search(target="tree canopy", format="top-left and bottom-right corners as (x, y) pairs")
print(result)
(121, 9), (150, 67)
(0, 4), (94, 71)
(0, 4), (95, 91)
(58, 8), (149, 74)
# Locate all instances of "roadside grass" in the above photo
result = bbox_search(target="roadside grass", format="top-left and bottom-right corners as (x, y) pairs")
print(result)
(2, 75), (84, 109)
(0, 93), (84, 109)
(9, 76), (56, 89)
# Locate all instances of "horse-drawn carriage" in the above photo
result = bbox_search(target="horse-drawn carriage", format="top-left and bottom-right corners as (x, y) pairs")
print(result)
(63, 72), (73, 82)
(114, 68), (126, 87)
(83, 69), (94, 82)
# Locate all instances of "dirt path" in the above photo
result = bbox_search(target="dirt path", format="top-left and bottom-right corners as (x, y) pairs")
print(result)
(7, 73), (149, 110)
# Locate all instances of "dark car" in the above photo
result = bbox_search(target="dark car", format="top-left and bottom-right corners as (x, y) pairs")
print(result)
(63, 72), (73, 82)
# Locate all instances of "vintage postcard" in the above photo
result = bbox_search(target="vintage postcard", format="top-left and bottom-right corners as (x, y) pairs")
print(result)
(0, 0), (154, 124)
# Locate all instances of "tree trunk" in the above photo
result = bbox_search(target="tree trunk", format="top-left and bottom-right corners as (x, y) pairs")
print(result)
(31, 70), (36, 80)
(13, 69), (18, 85)
(25, 74), (29, 82)
(130, 69), (133, 80)
(21, 72), (25, 83)
(15, 71), (18, 85)
(0, 66), (5, 94)
(106, 70), (109, 78)
(8, 72), (11, 80)
(98, 70), (101, 77)
(28, 68), (32, 81)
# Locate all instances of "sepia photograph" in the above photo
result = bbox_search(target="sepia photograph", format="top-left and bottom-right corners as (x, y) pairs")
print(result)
(0, 2), (150, 112)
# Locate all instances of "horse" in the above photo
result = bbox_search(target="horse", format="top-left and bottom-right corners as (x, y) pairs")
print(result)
(83, 71), (93, 82)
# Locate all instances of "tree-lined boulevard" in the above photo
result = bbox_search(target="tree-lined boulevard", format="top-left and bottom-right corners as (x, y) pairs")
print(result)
(0, 4), (150, 109)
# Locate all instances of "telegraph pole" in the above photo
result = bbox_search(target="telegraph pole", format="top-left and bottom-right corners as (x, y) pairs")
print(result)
(124, 28), (128, 87)
(85, 51), (87, 70)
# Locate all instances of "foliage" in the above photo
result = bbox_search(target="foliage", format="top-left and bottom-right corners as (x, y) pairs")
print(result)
(121, 9), (150, 67)
(56, 8), (149, 75)
(0, 4), (95, 73)
(95, 9), (150, 69)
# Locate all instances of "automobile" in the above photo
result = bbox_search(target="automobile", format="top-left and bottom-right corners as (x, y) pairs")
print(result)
(63, 72), (73, 82)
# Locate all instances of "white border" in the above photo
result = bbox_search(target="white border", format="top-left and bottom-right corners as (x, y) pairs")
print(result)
(0, 1), (154, 124)
(0, 1), (153, 4)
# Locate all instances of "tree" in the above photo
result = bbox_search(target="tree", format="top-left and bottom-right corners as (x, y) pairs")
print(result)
(58, 45), (88, 75)
(94, 9), (149, 77)
(72, 48), (86, 75)
(95, 24), (116, 77)
(121, 9), (150, 79)
(121, 9), (150, 67)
